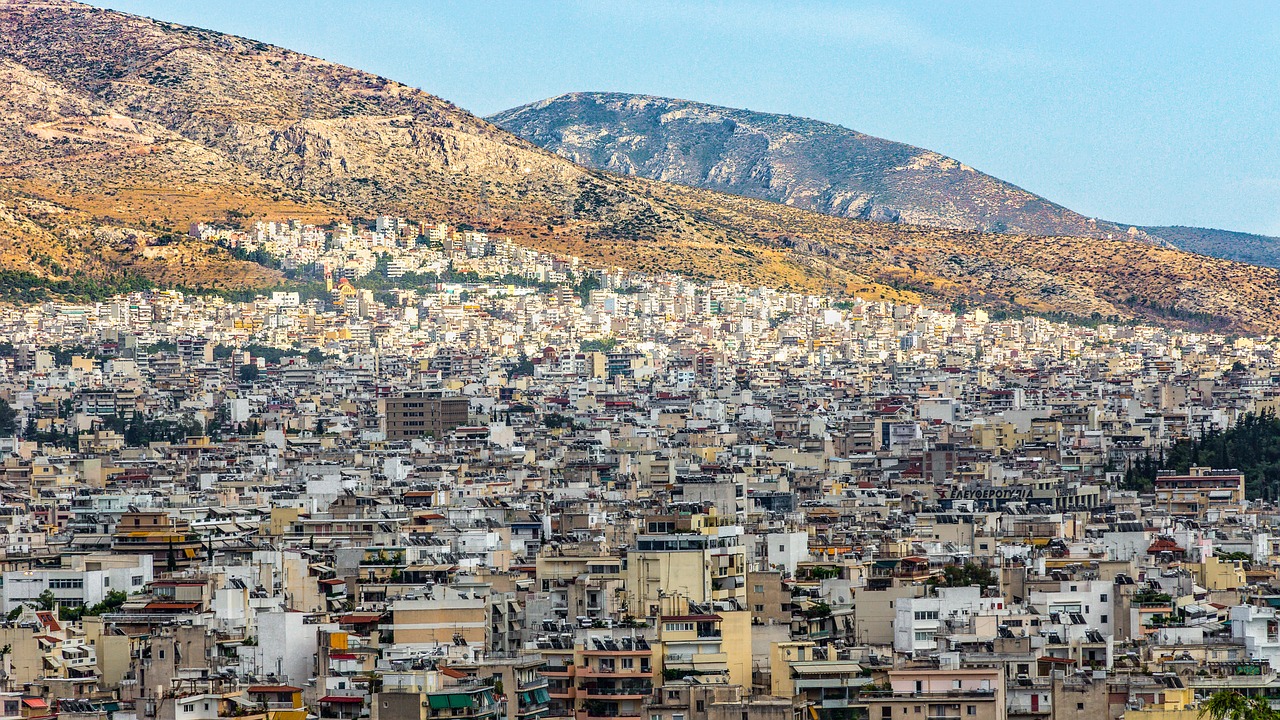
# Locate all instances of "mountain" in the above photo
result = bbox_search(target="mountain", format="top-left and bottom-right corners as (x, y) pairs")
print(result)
(4, 2), (1280, 332)
(1141, 225), (1280, 269)
(0, 1), (847, 295)
(490, 92), (1147, 238)
(492, 92), (1280, 266)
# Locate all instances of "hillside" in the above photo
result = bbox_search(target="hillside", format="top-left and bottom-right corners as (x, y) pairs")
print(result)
(1142, 225), (1280, 269)
(3, 2), (1280, 332)
(493, 92), (1277, 267)
(491, 92), (1146, 238)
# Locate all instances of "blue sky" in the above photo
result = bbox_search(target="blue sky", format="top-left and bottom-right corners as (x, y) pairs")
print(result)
(91, 1), (1280, 235)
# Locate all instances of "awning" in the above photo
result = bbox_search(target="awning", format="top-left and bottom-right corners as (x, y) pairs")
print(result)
(319, 696), (364, 704)
(427, 694), (474, 710)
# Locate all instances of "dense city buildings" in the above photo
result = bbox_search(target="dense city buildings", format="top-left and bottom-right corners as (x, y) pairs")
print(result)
(1, 217), (1280, 720)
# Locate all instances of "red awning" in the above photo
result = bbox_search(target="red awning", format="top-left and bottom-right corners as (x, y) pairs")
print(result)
(337, 613), (383, 624)
(23, 698), (48, 709)
(320, 696), (364, 704)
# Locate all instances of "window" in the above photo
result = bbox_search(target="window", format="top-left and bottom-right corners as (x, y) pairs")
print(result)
(882, 709), (892, 720)
(158, 649), (165, 659)
(754, 605), (764, 612)
(132, 576), (144, 586)
(754, 585), (765, 594)
(666, 622), (694, 632)
(49, 578), (84, 589)
(1100, 594), (1108, 602)
(1101, 615), (1108, 624)
(967, 706), (977, 716)
(696, 700), (705, 712)
(1077, 703), (1085, 710)
(182, 705), (194, 713)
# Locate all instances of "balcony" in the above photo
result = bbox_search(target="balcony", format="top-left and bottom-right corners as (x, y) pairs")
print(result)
(578, 708), (643, 720)
(519, 677), (550, 692)
(580, 683), (652, 700)
(663, 652), (728, 667)
(577, 666), (651, 679)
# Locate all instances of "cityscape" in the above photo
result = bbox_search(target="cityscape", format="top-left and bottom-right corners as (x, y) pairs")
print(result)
(4, 3), (1280, 720)
(1, 215), (1279, 720)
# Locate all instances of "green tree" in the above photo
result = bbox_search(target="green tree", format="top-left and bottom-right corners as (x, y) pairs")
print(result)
(0, 398), (17, 436)
(238, 364), (260, 382)
(1125, 411), (1280, 498)
(580, 338), (618, 353)
(1200, 690), (1280, 720)
(60, 590), (128, 622)
(544, 413), (575, 430)
(932, 562), (998, 589)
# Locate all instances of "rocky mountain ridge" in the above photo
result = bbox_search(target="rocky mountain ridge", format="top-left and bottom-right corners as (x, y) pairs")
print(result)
(492, 92), (1279, 265)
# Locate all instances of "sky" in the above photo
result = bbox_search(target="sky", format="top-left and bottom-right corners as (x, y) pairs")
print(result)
(90, 1), (1280, 235)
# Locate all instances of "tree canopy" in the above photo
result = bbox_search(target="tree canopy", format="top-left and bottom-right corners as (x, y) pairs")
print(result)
(1124, 411), (1280, 498)
(931, 562), (998, 589)
(1201, 690), (1280, 720)
(0, 398), (16, 436)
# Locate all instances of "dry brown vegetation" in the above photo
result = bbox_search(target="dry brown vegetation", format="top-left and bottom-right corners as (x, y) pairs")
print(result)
(1, 1), (1278, 331)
